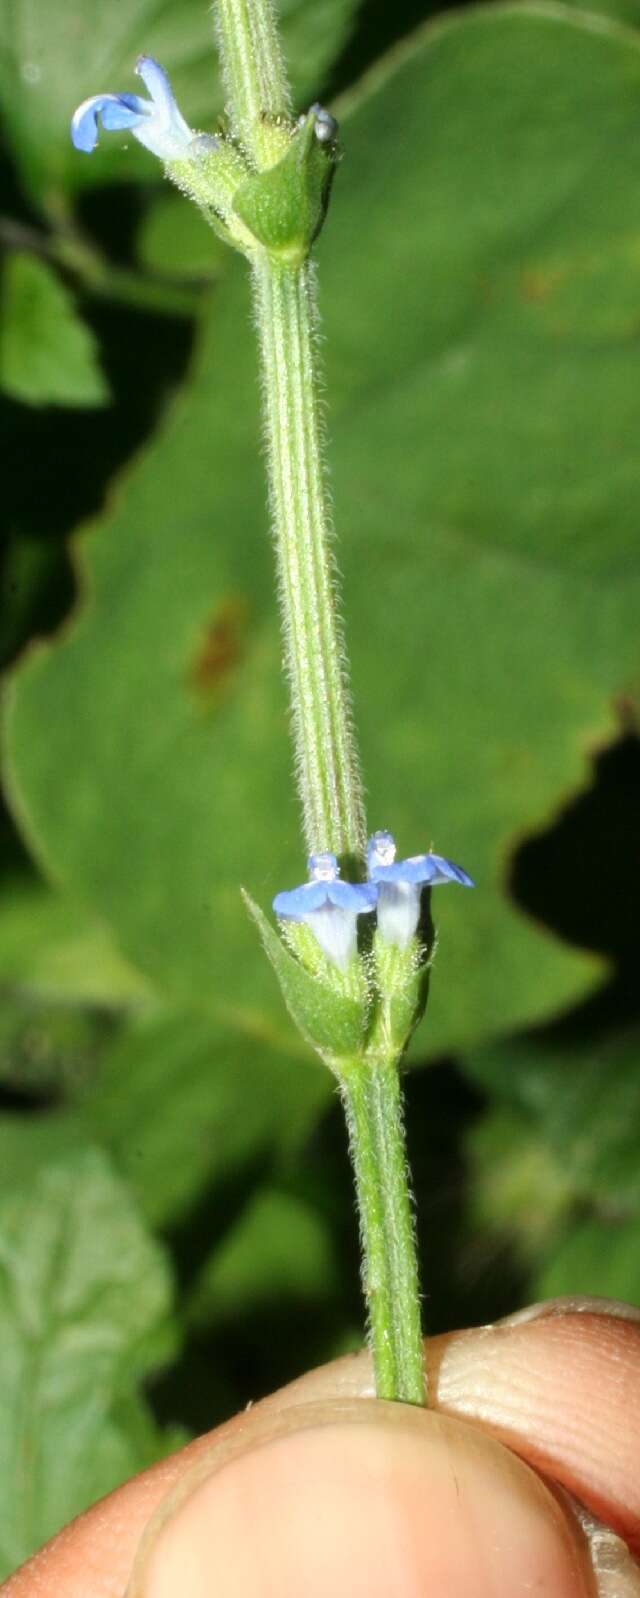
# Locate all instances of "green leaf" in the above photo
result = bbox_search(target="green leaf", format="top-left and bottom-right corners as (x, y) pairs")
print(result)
(0, 1146), (175, 1577)
(9, 4), (640, 1057)
(559, 0), (640, 25)
(0, 1112), (86, 1197)
(465, 1030), (640, 1212)
(0, 876), (153, 1007)
(83, 1007), (331, 1226)
(0, 990), (116, 1097)
(0, 0), (360, 209)
(189, 1185), (337, 1327)
(0, 254), (108, 407)
(137, 192), (228, 279)
(534, 1216), (640, 1302)
(464, 1028), (640, 1299)
(0, 989), (331, 1230)
(466, 1107), (577, 1263)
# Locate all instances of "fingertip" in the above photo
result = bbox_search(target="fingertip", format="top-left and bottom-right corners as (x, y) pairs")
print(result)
(430, 1303), (640, 1552)
(129, 1400), (592, 1598)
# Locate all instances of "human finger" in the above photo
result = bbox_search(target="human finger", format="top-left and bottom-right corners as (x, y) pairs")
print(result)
(3, 1295), (638, 1597)
(128, 1399), (593, 1598)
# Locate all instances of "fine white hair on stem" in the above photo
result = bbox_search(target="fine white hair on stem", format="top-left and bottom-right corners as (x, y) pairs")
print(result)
(250, 253), (366, 861)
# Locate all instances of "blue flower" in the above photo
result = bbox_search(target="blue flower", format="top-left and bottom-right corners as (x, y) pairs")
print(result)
(274, 852), (377, 970)
(367, 830), (474, 949)
(71, 56), (193, 163)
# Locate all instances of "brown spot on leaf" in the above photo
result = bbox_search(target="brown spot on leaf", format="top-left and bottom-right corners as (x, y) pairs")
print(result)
(614, 692), (640, 737)
(188, 597), (249, 705)
(519, 265), (563, 303)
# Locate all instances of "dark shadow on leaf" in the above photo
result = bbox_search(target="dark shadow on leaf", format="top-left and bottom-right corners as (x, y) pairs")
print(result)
(511, 733), (640, 1032)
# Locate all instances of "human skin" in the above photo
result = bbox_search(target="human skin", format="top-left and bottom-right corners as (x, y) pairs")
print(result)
(2, 1296), (639, 1598)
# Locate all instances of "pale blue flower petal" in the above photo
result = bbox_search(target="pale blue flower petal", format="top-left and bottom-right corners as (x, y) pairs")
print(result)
(376, 881), (421, 950)
(327, 879), (377, 912)
(274, 853), (376, 921)
(71, 57), (193, 163)
(367, 831), (474, 889)
(300, 904), (359, 969)
(71, 93), (147, 153)
(136, 56), (174, 101)
(427, 853), (475, 888)
(273, 852), (376, 967)
(367, 831), (473, 948)
(371, 854), (442, 885)
(133, 54), (193, 160)
(272, 880), (329, 919)
(100, 93), (148, 130)
(366, 830), (396, 875)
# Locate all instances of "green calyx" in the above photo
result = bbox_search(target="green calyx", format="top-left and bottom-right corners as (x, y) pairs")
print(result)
(232, 108), (339, 265)
(243, 892), (371, 1067)
(369, 935), (433, 1060)
(169, 108), (338, 265)
(244, 891), (434, 1075)
(168, 133), (255, 250)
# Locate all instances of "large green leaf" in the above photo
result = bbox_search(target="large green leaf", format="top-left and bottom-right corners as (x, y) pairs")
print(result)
(560, 0), (640, 23)
(0, 989), (330, 1232)
(0, 254), (109, 408)
(9, 4), (640, 1059)
(188, 1185), (338, 1326)
(534, 1216), (640, 1301)
(0, 1147), (175, 1577)
(0, 870), (329, 1230)
(0, 990), (115, 1096)
(465, 1030), (640, 1212)
(0, 1112), (87, 1196)
(137, 190), (229, 278)
(465, 1106), (577, 1264)
(83, 1008), (331, 1226)
(463, 1029), (640, 1300)
(0, 0), (360, 208)
(0, 876), (153, 1006)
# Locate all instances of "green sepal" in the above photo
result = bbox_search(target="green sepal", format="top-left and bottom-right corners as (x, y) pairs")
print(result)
(168, 137), (254, 251)
(232, 110), (338, 266)
(242, 891), (370, 1066)
(368, 937), (432, 1060)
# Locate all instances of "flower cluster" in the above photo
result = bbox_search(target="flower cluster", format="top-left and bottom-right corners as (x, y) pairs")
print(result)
(71, 58), (339, 168)
(71, 58), (341, 266)
(273, 832), (473, 968)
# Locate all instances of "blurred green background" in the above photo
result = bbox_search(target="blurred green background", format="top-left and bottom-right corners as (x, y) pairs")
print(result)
(1, 0), (640, 1573)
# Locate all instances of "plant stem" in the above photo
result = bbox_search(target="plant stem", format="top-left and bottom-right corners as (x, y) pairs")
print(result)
(215, 0), (424, 1403)
(341, 1060), (426, 1404)
(214, 0), (291, 166)
(252, 256), (365, 860)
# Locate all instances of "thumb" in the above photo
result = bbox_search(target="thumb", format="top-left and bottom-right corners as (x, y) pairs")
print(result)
(128, 1397), (592, 1598)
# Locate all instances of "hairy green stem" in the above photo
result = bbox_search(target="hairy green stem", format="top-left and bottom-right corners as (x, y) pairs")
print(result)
(215, 0), (424, 1404)
(253, 257), (365, 860)
(341, 1061), (425, 1404)
(214, 0), (290, 165)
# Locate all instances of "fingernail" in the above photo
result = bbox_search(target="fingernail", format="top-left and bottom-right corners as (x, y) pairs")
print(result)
(126, 1400), (338, 1594)
(126, 1400), (368, 1596)
(566, 1496), (640, 1597)
(492, 1296), (640, 1329)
